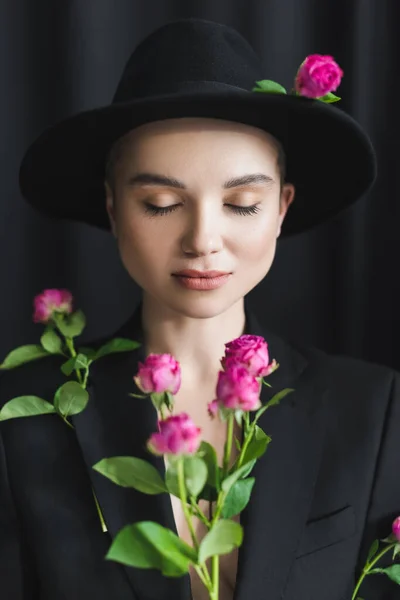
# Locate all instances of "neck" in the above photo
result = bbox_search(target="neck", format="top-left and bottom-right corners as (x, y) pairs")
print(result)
(141, 294), (247, 385)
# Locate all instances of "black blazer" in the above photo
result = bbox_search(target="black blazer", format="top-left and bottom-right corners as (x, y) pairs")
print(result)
(1, 305), (399, 600)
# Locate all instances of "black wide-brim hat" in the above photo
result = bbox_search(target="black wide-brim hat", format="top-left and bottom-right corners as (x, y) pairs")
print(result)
(19, 18), (377, 237)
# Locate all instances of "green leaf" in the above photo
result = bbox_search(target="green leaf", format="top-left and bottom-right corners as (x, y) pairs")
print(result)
(93, 456), (167, 494)
(164, 391), (174, 411)
(128, 392), (148, 399)
(183, 456), (208, 497)
(240, 425), (271, 465)
(252, 80), (287, 95)
(222, 460), (256, 494)
(237, 461), (256, 478)
(198, 441), (220, 489)
(369, 565), (400, 585)
(165, 467), (181, 498)
(60, 353), (89, 376)
(106, 521), (197, 576)
(54, 310), (86, 338)
(40, 329), (63, 354)
(221, 478), (255, 519)
(234, 409), (243, 426)
(380, 534), (396, 544)
(54, 381), (89, 417)
(264, 387), (294, 409)
(0, 345), (49, 370)
(95, 338), (141, 360)
(254, 388), (294, 422)
(393, 544), (400, 559)
(150, 392), (170, 412)
(0, 396), (56, 421)
(318, 92), (341, 103)
(198, 519), (243, 563)
(366, 539), (380, 564)
(165, 456), (208, 498)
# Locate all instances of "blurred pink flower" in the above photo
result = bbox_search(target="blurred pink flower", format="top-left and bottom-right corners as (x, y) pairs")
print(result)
(222, 334), (275, 378)
(134, 354), (181, 395)
(33, 289), (73, 324)
(392, 516), (400, 542)
(295, 54), (343, 98)
(216, 365), (261, 412)
(147, 413), (201, 456)
(207, 399), (219, 419)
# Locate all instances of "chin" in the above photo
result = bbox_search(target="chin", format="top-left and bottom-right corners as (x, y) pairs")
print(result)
(164, 294), (241, 320)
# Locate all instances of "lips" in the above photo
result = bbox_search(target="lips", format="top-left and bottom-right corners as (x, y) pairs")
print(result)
(173, 270), (230, 278)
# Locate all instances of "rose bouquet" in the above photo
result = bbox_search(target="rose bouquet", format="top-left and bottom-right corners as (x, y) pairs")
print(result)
(1, 288), (400, 599)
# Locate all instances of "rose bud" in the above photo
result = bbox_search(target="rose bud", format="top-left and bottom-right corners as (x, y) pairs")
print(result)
(392, 516), (400, 542)
(147, 413), (201, 456)
(222, 334), (275, 378)
(33, 289), (73, 324)
(134, 354), (181, 395)
(216, 365), (261, 412)
(295, 54), (343, 98)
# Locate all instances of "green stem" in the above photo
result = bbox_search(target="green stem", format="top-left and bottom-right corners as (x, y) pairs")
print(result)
(177, 458), (199, 552)
(61, 415), (74, 429)
(222, 414), (234, 479)
(190, 497), (211, 528)
(210, 555), (219, 600)
(193, 564), (212, 590)
(351, 542), (397, 600)
(65, 337), (83, 385)
(65, 337), (76, 357)
(82, 365), (91, 388)
(92, 487), (107, 533)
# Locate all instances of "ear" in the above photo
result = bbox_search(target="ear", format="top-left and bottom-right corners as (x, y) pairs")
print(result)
(105, 181), (117, 237)
(277, 184), (295, 238)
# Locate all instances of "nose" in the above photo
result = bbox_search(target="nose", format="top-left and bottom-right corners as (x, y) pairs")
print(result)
(180, 203), (223, 257)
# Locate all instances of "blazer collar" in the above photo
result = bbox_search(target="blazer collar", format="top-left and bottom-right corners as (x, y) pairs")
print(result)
(71, 302), (328, 600)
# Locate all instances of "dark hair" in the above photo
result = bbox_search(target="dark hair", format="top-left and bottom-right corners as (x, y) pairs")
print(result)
(105, 128), (287, 192)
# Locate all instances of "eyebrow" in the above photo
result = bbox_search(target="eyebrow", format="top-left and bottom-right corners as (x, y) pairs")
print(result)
(126, 172), (275, 189)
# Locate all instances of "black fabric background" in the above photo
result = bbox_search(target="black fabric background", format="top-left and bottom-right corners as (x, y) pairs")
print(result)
(1, 0), (399, 369)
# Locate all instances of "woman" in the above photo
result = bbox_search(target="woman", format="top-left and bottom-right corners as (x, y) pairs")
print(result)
(1, 17), (399, 600)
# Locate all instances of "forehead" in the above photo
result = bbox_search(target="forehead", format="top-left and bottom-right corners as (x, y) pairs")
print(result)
(110, 118), (280, 175)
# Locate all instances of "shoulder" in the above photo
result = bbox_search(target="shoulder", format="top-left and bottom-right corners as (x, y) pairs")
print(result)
(291, 338), (398, 415)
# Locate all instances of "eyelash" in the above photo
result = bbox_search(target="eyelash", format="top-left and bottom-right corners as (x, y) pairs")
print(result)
(143, 203), (261, 217)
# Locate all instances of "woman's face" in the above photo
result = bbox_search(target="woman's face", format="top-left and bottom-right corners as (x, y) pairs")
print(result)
(105, 118), (295, 319)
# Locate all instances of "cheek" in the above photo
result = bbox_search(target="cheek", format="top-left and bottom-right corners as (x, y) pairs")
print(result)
(115, 214), (175, 275)
(232, 212), (279, 260)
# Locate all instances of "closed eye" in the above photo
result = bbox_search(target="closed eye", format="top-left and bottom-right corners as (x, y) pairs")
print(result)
(143, 203), (261, 217)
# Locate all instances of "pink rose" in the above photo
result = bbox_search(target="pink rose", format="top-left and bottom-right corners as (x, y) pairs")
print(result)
(392, 516), (400, 542)
(147, 413), (201, 456)
(134, 354), (181, 395)
(33, 289), (73, 324)
(295, 54), (343, 98)
(216, 365), (261, 412)
(222, 334), (275, 378)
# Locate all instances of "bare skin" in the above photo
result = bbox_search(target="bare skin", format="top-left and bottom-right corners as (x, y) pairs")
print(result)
(105, 117), (295, 599)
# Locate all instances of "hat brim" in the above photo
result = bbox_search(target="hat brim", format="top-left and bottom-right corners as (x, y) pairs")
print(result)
(19, 90), (376, 236)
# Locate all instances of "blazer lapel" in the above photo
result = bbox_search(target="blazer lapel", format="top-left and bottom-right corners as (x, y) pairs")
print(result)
(71, 306), (191, 600)
(234, 311), (329, 600)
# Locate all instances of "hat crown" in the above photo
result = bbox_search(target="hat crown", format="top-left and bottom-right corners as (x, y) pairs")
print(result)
(113, 19), (264, 102)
